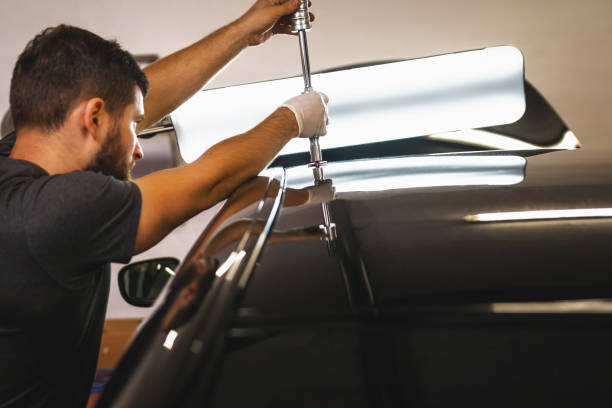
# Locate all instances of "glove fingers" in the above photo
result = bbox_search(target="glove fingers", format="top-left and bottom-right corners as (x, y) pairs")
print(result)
(282, 90), (329, 138)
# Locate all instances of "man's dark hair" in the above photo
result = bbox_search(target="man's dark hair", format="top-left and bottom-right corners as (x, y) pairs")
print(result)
(10, 25), (149, 132)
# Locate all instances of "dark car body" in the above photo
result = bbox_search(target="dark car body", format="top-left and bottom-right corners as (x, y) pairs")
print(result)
(98, 50), (612, 406)
(98, 142), (612, 407)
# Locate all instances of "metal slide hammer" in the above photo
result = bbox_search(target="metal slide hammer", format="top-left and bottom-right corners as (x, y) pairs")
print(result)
(291, 0), (326, 184)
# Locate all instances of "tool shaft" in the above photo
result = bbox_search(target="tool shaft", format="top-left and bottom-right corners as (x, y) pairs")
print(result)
(298, 30), (313, 92)
(298, 29), (321, 182)
(291, 0), (324, 184)
(309, 137), (324, 183)
(309, 136), (323, 163)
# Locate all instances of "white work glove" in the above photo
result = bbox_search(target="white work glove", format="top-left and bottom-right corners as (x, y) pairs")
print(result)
(304, 179), (335, 204)
(281, 91), (329, 138)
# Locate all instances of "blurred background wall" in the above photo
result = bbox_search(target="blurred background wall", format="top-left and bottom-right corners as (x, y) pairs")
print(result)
(1, 0), (611, 318)
(1, 0), (611, 147)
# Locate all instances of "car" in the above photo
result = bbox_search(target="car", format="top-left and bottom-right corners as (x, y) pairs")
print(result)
(98, 47), (612, 407)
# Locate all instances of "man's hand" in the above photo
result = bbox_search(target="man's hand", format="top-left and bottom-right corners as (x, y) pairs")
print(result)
(237, 0), (316, 46)
(139, 0), (316, 129)
(281, 91), (329, 138)
(303, 179), (335, 204)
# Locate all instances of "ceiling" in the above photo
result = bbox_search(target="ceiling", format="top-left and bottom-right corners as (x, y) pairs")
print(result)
(1, 0), (611, 148)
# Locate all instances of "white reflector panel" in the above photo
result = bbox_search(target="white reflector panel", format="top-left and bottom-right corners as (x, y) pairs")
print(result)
(172, 46), (525, 163)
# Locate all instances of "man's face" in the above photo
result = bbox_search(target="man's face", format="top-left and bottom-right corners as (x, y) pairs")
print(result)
(86, 88), (144, 180)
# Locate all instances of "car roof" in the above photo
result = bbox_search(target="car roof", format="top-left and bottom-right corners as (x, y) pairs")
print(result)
(240, 147), (612, 319)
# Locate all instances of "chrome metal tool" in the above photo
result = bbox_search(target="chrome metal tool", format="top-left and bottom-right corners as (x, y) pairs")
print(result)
(291, 0), (313, 92)
(291, 0), (326, 184)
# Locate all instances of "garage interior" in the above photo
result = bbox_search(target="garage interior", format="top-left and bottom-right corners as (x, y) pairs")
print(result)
(1, 0), (611, 406)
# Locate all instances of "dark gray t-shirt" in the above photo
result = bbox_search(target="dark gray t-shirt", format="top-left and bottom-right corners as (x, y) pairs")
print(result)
(0, 133), (142, 407)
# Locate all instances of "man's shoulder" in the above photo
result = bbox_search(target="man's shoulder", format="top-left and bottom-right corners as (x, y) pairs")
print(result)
(1, 162), (140, 224)
(0, 156), (135, 195)
(33, 170), (140, 218)
(3, 168), (143, 270)
(48, 168), (136, 195)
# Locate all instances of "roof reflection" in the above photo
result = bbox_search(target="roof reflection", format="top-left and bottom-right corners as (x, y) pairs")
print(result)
(284, 154), (526, 192)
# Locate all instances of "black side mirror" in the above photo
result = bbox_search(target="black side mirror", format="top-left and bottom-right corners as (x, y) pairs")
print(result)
(118, 257), (180, 307)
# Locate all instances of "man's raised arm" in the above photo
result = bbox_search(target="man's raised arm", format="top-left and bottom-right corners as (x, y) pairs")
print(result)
(139, 0), (307, 130)
(133, 91), (328, 254)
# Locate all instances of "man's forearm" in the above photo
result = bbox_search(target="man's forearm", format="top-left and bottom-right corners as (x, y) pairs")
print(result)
(138, 0), (303, 130)
(193, 107), (298, 207)
(132, 84), (328, 254)
(140, 21), (251, 130)
(132, 106), (297, 253)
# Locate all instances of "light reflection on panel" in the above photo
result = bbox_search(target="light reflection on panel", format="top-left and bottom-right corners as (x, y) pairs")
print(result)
(283, 155), (526, 191)
(163, 330), (178, 350)
(492, 299), (612, 313)
(429, 130), (580, 151)
(465, 208), (612, 223)
(173, 46), (525, 163)
(215, 250), (246, 279)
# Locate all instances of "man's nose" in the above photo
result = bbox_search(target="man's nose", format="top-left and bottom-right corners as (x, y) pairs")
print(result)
(133, 139), (144, 161)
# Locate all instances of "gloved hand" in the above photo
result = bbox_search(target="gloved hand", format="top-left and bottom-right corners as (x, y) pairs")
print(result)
(303, 179), (335, 204)
(281, 91), (329, 138)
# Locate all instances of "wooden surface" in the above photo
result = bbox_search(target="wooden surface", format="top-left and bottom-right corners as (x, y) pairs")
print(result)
(97, 318), (142, 369)
(87, 318), (142, 407)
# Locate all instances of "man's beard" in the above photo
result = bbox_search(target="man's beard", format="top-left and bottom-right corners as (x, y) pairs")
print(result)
(85, 123), (133, 181)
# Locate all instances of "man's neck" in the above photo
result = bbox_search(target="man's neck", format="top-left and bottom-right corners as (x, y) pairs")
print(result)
(9, 128), (90, 175)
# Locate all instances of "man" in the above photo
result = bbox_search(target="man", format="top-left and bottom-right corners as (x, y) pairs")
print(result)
(0, 0), (328, 406)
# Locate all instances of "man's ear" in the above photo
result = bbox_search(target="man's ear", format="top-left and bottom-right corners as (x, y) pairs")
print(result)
(82, 97), (107, 141)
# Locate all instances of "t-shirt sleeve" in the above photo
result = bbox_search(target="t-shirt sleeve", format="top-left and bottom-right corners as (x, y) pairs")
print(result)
(23, 170), (142, 284)
(0, 131), (16, 157)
